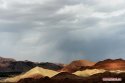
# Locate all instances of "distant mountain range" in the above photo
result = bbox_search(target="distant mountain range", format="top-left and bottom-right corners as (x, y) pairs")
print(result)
(0, 56), (63, 72)
(0, 57), (16, 62)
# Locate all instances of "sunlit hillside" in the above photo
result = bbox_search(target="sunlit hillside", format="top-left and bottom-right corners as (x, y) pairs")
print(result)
(61, 60), (95, 73)
(74, 69), (125, 77)
(73, 69), (106, 77)
(2, 67), (59, 82)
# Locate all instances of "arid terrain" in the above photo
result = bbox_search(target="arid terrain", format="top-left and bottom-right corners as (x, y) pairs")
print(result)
(0, 57), (125, 83)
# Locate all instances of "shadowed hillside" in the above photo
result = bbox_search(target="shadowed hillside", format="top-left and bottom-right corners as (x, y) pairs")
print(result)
(52, 72), (83, 79)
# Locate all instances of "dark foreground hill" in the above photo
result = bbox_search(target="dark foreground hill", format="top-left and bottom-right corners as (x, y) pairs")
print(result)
(18, 77), (85, 83)
(87, 71), (125, 82)
(52, 72), (83, 79)
(17, 72), (125, 83)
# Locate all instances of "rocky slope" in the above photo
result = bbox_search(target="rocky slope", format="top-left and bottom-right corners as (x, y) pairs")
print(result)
(61, 60), (95, 73)
(93, 59), (125, 70)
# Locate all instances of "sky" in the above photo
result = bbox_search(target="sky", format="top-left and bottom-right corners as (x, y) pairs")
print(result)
(0, 0), (125, 63)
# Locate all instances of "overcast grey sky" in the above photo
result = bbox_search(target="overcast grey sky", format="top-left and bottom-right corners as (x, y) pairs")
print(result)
(0, 0), (125, 63)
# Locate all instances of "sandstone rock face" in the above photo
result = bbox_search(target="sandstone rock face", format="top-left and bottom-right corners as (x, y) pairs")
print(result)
(93, 59), (125, 70)
(61, 60), (95, 73)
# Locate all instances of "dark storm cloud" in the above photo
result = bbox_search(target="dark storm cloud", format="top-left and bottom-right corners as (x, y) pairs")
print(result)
(0, 0), (125, 63)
